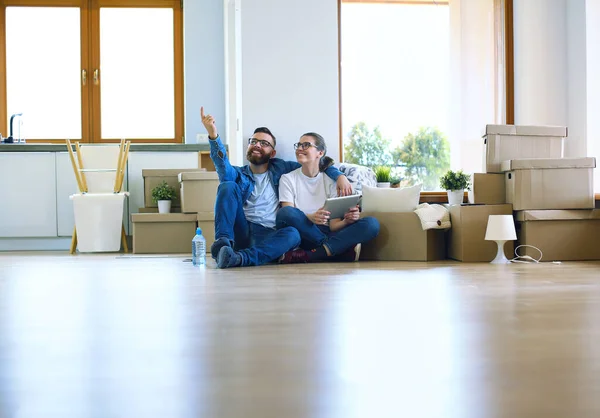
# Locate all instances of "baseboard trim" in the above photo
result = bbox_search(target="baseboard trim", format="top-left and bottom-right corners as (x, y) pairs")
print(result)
(0, 237), (74, 252)
(0, 236), (133, 252)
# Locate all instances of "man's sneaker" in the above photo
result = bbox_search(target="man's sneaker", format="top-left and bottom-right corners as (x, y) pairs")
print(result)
(211, 237), (233, 260)
(279, 248), (310, 264)
(336, 243), (361, 262)
(217, 246), (243, 269)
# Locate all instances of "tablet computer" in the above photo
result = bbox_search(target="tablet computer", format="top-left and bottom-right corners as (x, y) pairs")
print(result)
(323, 194), (362, 219)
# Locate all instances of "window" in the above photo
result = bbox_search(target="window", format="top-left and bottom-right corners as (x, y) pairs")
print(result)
(0, 0), (183, 143)
(339, 0), (513, 193)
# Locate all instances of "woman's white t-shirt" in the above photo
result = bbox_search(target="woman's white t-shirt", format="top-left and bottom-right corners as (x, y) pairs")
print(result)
(279, 168), (338, 214)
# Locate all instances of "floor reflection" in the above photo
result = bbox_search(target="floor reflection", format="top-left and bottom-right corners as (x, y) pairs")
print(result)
(0, 256), (599, 417)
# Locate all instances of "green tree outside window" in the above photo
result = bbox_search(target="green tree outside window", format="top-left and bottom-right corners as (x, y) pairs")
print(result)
(392, 127), (450, 191)
(344, 123), (450, 191)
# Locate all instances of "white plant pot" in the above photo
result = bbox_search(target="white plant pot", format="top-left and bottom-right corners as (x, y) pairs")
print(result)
(447, 189), (464, 205)
(377, 182), (391, 188)
(157, 200), (172, 214)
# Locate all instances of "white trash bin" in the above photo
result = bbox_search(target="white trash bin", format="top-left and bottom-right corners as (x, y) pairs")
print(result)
(70, 192), (128, 252)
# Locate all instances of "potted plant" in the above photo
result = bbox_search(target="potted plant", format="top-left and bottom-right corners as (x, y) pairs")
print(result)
(151, 181), (177, 214)
(439, 170), (471, 205)
(390, 176), (401, 189)
(374, 166), (392, 188)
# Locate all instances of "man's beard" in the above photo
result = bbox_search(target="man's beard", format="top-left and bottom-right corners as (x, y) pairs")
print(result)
(246, 149), (271, 165)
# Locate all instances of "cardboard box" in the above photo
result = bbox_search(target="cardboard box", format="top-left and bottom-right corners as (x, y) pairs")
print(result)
(178, 171), (220, 213)
(483, 124), (566, 173)
(502, 157), (596, 210)
(447, 204), (514, 262)
(143, 168), (206, 208)
(198, 151), (216, 171)
(131, 213), (197, 254)
(468, 173), (505, 204)
(197, 211), (216, 251)
(360, 212), (446, 261)
(514, 209), (600, 261)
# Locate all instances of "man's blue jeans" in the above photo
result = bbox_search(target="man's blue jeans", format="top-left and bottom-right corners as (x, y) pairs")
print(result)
(214, 181), (300, 266)
(275, 206), (380, 256)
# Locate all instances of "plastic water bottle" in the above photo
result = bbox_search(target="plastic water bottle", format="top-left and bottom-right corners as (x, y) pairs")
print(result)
(192, 227), (206, 266)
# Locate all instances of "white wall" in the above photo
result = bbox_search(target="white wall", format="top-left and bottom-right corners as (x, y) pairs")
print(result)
(224, 0), (244, 166)
(587, 0), (600, 189)
(240, 0), (340, 163)
(184, 0), (340, 164)
(514, 0), (567, 127)
(514, 0), (592, 170)
(184, 0), (226, 144)
(566, 0), (587, 159)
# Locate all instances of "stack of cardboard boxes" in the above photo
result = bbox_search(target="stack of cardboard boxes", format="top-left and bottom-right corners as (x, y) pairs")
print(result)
(131, 169), (219, 254)
(449, 124), (600, 262)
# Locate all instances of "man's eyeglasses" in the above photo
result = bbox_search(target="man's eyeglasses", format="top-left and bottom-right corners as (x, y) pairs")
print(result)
(248, 138), (274, 149)
(293, 142), (319, 151)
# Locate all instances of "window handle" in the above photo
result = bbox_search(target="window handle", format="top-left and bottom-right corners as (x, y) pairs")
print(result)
(82, 69), (87, 86)
(93, 69), (99, 85)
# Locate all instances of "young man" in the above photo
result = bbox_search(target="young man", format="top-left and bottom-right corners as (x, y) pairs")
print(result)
(200, 107), (352, 269)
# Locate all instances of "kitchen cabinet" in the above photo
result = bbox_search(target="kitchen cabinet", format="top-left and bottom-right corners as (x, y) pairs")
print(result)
(0, 153), (57, 237)
(55, 153), (80, 237)
(0, 146), (206, 249)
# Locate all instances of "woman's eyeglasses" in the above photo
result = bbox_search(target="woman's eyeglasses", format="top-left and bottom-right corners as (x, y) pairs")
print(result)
(293, 142), (319, 150)
(248, 138), (274, 148)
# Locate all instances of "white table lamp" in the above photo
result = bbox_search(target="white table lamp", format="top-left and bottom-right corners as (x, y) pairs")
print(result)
(485, 215), (517, 264)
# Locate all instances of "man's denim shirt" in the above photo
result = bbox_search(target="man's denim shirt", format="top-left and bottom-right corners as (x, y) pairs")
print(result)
(209, 135), (344, 203)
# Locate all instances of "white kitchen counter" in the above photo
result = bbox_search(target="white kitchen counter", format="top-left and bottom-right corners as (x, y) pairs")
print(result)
(0, 146), (214, 251)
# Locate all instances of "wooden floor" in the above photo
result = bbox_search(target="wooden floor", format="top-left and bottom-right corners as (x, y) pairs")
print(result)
(1, 254), (600, 418)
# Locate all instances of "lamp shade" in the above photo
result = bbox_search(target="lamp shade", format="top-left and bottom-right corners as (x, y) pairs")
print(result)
(485, 215), (517, 241)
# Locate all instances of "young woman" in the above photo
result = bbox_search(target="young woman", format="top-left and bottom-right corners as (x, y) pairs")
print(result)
(276, 132), (380, 262)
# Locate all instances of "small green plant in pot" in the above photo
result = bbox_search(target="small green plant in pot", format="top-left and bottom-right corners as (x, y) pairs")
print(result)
(390, 176), (401, 189)
(439, 170), (471, 205)
(374, 166), (392, 188)
(151, 181), (177, 214)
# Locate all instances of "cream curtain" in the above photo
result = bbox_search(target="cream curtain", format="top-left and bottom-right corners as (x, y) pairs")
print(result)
(448, 0), (506, 173)
(494, 0), (507, 124)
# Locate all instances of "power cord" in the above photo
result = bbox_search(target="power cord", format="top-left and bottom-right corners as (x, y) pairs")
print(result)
(510, 245), (543, 263)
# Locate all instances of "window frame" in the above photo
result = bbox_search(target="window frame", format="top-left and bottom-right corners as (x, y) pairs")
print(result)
(0, 0), (184, 144)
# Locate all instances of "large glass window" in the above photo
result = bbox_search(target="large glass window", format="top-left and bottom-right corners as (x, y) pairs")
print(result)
(6, 7), (81, 140)
(100, 8), (175, 139)
(0, 0), (183, 143)
(340, 0), (508, 191)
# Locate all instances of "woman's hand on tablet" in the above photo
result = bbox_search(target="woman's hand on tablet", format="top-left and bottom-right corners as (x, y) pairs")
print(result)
(343, 206), (360, 224)
(309, 207), (331, 225)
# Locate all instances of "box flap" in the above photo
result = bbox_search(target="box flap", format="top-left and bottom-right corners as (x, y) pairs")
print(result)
(142, 168), (204, 177)
(197, 211), (215, 221)
(178, 171), (219, 181)
(131, 213), (197, 223)
(483, 124), (567, 138)
(482, 124), (517, 137)
(515, 209), (600, 222)
(500, 157), (596, 171)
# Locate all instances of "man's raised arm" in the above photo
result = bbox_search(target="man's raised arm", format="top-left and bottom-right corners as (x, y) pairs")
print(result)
(201, 107), (238, 182)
